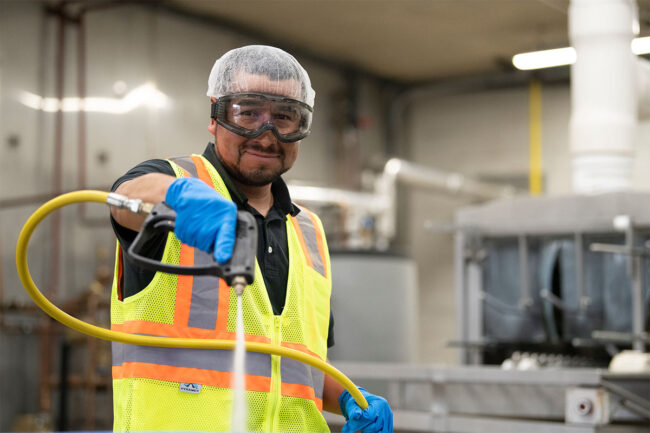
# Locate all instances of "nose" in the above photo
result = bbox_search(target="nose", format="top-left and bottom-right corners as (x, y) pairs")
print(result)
(256, 128), (278, 147)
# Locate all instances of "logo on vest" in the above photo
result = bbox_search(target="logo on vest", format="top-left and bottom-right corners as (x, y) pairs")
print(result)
(179, 383), (201, 394)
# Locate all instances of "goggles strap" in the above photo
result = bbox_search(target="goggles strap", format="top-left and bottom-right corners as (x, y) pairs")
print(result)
(210, 101), (218, 119)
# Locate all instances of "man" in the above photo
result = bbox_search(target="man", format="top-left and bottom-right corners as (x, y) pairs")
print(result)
(109, 45), (392, 433)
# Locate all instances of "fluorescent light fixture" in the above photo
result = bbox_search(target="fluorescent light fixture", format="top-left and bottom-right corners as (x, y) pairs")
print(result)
(512, 47), (576, 70)
(513, 36), (650, 70)
(632, 36), (650, 55)
(17, 82), (169, 113)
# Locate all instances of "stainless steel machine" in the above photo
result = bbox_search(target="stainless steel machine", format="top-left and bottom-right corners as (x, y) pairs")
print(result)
(455, 192), (649, 365)
(327, 362), (650, 433)
(330, 192), (649, 433)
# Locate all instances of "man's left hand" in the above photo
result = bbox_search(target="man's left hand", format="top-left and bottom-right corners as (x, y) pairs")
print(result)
(339, 387), (393, 433)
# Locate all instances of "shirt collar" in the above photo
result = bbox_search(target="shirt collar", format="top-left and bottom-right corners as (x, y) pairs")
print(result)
(202, 142), (299, 217)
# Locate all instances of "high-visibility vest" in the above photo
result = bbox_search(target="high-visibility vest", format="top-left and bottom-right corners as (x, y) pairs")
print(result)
(111, 154), (332, 432)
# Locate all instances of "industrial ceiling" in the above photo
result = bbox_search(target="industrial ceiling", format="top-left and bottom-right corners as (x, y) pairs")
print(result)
(166, 0), (650, 83)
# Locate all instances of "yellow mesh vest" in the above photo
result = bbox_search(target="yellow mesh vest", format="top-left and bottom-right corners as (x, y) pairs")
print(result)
(111, 154), (332, 432)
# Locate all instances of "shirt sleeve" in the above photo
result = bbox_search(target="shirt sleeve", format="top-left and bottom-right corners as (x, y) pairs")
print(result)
(110, 158), (176, 246)
(110, 159), (176, 298)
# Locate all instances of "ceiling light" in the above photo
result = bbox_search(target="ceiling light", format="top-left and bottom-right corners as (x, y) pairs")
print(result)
(632, 36), (650, 55)
(17, 82), (169, 113)
(512, 47), (576, 70)
(513, 36), (650, 71)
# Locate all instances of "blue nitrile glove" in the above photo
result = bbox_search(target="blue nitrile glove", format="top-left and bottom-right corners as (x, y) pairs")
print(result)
(165, 177), (237, 263)
(339, 387), (393, 433)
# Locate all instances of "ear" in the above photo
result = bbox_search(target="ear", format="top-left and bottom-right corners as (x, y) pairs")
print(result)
(208, 97), (217, 135)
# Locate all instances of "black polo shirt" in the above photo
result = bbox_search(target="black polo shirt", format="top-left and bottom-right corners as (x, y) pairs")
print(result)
(110, 143), (334, 347)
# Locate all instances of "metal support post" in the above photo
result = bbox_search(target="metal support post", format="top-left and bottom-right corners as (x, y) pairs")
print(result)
(519, 235), (532, 309)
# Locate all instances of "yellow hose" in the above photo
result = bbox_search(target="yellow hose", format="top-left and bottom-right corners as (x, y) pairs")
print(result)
(16, 190), (368, 410)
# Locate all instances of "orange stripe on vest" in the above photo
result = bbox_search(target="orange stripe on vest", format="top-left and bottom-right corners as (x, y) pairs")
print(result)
(281, 341), (324, 361)
(191, 155), (213, 185)
(175, 243), (194, 327)
(113, 362), (272, 392)
(281, 382), (323, 411)
(111, 321), (271, 343)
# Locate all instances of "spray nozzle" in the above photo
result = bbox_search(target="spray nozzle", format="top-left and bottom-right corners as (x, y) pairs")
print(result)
(124, 202), (257, 288)
(232, 276), (247, 297)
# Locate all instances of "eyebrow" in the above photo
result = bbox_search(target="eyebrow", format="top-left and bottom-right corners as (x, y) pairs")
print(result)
(275, 104), (298, 112)
(235, 99), (265, 107)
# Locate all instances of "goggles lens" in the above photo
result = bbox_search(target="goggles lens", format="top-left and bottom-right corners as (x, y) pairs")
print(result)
(212, 93), (312, 142)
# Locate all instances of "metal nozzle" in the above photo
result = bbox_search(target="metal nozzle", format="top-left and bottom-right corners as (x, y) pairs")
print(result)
(232, 276), (247, 297)
(139, 202), (154, 214)
(106, 192), (154, 215)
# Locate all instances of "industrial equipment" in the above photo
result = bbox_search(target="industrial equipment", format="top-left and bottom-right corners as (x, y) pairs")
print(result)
(455, 192), (649, 365)
(329, 251), (419, 364)
(328, 193), (650, 433)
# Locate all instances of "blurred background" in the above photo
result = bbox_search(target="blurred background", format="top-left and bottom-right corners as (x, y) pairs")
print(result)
(1, 0), (649, 432)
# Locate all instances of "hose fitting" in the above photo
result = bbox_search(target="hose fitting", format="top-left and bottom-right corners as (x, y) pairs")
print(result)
(106, 192), (154, 215)
(232, 276), (247, 297)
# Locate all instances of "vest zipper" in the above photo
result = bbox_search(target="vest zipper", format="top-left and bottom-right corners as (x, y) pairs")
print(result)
(267, 315), (282, 432)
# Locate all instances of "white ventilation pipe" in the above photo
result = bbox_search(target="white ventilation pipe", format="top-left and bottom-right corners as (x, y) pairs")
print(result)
(375, 158), (515, 242)
(636, 57), (650, 118)
(569, 0), (638, 194)
(289, 158), (515, 249)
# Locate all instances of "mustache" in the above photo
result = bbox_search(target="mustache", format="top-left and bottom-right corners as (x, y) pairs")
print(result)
(240, 142), (284, 157)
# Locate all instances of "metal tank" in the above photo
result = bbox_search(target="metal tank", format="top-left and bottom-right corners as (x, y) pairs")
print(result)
(327, 251), (419, 363)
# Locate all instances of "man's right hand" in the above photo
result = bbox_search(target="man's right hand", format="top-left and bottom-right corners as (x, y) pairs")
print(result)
(165, 177), (237, 263)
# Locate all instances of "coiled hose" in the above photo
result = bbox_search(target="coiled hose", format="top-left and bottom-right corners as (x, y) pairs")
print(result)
(16, 190), (368, 410)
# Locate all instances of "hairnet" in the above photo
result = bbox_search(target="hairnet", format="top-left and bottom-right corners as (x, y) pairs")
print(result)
(207, 45), (315, 108)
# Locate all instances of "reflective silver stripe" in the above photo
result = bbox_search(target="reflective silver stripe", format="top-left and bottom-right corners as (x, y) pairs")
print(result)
(312, 366), (325, 399)
(295, 208), (325, 276)
(187, 249), (221, 329)
(111, 340), (124, 367)
(281, 357), (325, 399)
(169, 156), (198, 178)
(112, 342), (272, 377)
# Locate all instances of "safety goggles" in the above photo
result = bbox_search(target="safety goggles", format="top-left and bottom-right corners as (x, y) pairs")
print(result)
(211, 93), (313, 143)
